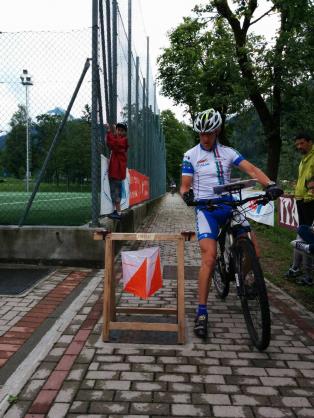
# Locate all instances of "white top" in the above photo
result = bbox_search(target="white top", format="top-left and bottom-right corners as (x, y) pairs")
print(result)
(181, 142), (244, 200)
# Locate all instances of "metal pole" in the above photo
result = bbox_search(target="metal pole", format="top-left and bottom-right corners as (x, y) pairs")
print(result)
(91, 0), (99, 227)
(25, 85), (30, 193)
(142, 77), (146, 174)
(112, 0), (118, 123)
(19, 59), (91, 227)
(106, 0), (113, 122)
(99, 0), (110, 123)
(135, 56), (139, 170)
(127, 0), (132, 167)
(146, 36), (149, 108)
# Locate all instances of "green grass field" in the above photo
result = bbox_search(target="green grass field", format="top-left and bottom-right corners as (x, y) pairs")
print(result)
(0, 191), (92, 225)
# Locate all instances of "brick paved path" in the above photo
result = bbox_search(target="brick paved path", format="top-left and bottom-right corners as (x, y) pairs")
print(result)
(2, 193), (314, 417)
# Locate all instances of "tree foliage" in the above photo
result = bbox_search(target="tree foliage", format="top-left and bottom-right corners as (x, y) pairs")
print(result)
(2, 106), (91, 185)
(157, 0), (314, 180)
(160, 109), (194, 185)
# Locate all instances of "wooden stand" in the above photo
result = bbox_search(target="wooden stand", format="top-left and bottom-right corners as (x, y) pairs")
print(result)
(94, 231), (186, 343)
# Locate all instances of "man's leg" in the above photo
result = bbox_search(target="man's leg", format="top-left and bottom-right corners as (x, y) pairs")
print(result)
(194, 238), (217, 338)
(198, 238), (217, 304)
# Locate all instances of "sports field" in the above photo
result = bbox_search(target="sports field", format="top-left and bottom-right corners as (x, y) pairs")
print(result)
(0, 192), (91, 225)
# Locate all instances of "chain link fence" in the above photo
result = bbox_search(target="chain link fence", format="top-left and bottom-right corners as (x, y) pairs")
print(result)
(0, 0), (166, 226)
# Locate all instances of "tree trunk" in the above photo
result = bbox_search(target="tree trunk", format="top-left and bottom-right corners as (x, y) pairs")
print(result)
(265, 124), (282, 181)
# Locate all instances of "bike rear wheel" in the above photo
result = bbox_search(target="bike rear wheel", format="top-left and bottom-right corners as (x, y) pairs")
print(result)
(235, 237), (271, 351)
(213, 238), (230, 299)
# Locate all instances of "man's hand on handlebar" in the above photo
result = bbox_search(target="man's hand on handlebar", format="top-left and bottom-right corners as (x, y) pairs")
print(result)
(182, 189), (194, 206)
(265, 183), (284, 200)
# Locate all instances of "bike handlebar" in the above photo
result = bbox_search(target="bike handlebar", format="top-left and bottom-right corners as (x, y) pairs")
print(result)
(187, 193), (270, 208)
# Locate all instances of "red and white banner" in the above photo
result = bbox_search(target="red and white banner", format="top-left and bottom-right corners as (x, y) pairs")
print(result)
(278, 195), (299, 230)
(129, 169), (150, 206)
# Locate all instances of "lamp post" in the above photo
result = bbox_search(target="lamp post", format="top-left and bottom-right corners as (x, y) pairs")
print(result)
(20, 69), (33, 192)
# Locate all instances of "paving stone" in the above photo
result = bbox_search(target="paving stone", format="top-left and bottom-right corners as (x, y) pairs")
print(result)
(133, 363), (164, 372)
(190, 374), (225, 384)
(255, 406), (297, 417)
(172, 403), (211, 416)
(94, 380), (131, 390)
(115, 390), (152, 402)
(99, 362), (131, 371)
(232, 394), (268, 406)
(213, 405), (253, 417)
(19, 379), (44, 400)
(132, 381), (167, 391)
(205, 384), (240, 394)
(293, 408), (314, 417)
(3, 401), (31, 418)
(47, 402), (70, 418)
(55, 381), (80, 403)
(168, 383), (204, 392)
(154, 391), (191, 403)
(266, 368), (299, 377)
(130, 402), (170, 415)
(88, 401), (129, 414)
(127, 355), (155, 363)
(157, 356), (188, 364)
(76, 389), (114, 401)
(165, 364), (198, 374)
(192, 393), (231, 405)
(260, 377), (297, 387)
(244, 386), (279, 396)
(199, 366), (232, 375)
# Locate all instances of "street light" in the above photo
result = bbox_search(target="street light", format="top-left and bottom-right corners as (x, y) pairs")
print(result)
(20, 69), (33, 192)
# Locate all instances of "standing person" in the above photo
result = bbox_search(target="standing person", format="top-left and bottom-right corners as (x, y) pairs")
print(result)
(105, 123), (129, 220)
(286, 133), (314, 285)
(180, 108), (283, 338)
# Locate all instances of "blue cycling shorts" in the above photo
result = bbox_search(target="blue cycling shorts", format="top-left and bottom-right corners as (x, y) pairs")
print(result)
(195, 198), (250, 241)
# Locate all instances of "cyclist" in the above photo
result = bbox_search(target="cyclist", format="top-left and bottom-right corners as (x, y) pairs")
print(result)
(180, 108), (283, 338)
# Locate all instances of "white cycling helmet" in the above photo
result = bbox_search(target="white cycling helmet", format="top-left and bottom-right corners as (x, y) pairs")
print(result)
(193, 108), (222, 133)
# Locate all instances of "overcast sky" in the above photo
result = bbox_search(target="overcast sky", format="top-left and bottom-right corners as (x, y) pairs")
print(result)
(0, 0), (277, 125)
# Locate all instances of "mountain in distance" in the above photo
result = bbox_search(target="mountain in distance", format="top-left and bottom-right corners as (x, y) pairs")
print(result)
(47, 107), (74, 120)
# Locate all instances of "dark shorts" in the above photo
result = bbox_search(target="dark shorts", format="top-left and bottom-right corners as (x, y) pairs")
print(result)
(296, 200), (314, 226)
(109, 179), (122, 204)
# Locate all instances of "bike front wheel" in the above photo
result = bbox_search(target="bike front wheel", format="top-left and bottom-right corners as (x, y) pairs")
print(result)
(213, 238), (230, 299)
(235, 237), (271, 351)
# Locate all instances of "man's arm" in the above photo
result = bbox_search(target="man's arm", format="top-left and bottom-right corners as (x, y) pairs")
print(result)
(238, 160), (272, 187)
(180, 175), (193, 196)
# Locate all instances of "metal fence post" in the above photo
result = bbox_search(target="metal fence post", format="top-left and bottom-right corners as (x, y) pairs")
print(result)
(91, 0), (100, 227)
(135, 56), (139, 170)
(127, 0), (133, 168)
(112, 0), (118, 123)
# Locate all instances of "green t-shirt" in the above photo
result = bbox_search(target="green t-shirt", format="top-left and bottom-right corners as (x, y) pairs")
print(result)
(295, 145), (314, 201)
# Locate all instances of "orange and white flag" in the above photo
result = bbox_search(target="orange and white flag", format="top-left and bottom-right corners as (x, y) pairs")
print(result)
(121, 247), (162, 299)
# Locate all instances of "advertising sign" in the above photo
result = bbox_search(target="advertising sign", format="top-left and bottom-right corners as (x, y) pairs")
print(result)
(278, 195), (299, 230)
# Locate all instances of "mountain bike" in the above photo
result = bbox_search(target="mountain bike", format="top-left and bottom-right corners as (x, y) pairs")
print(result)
(190, 179), (272, 351)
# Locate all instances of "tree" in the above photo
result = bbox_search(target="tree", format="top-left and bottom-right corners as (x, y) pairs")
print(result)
(160, 110), (194, 185)
(158, 0), (314, 180)
(202, 0), (314, 180)
(157, 16), (248, 141)
(2, 105), (30, 178)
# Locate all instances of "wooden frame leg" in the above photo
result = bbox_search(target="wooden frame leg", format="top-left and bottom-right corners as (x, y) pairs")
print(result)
(103, 236), (113, 341)
(177, 237), (185, 343)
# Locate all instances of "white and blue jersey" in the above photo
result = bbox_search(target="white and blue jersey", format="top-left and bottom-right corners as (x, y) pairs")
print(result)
(182, 142), (244, 200)
(182, 142), (249, 241)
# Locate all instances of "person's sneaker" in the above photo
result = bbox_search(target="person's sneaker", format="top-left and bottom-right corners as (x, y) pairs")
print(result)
(296, 275), (313, 286)
(285, 266), (302, 278)
(108, 211), (121, 220)
(291, 240), (311, 254)
(194, 314), (208, 338)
